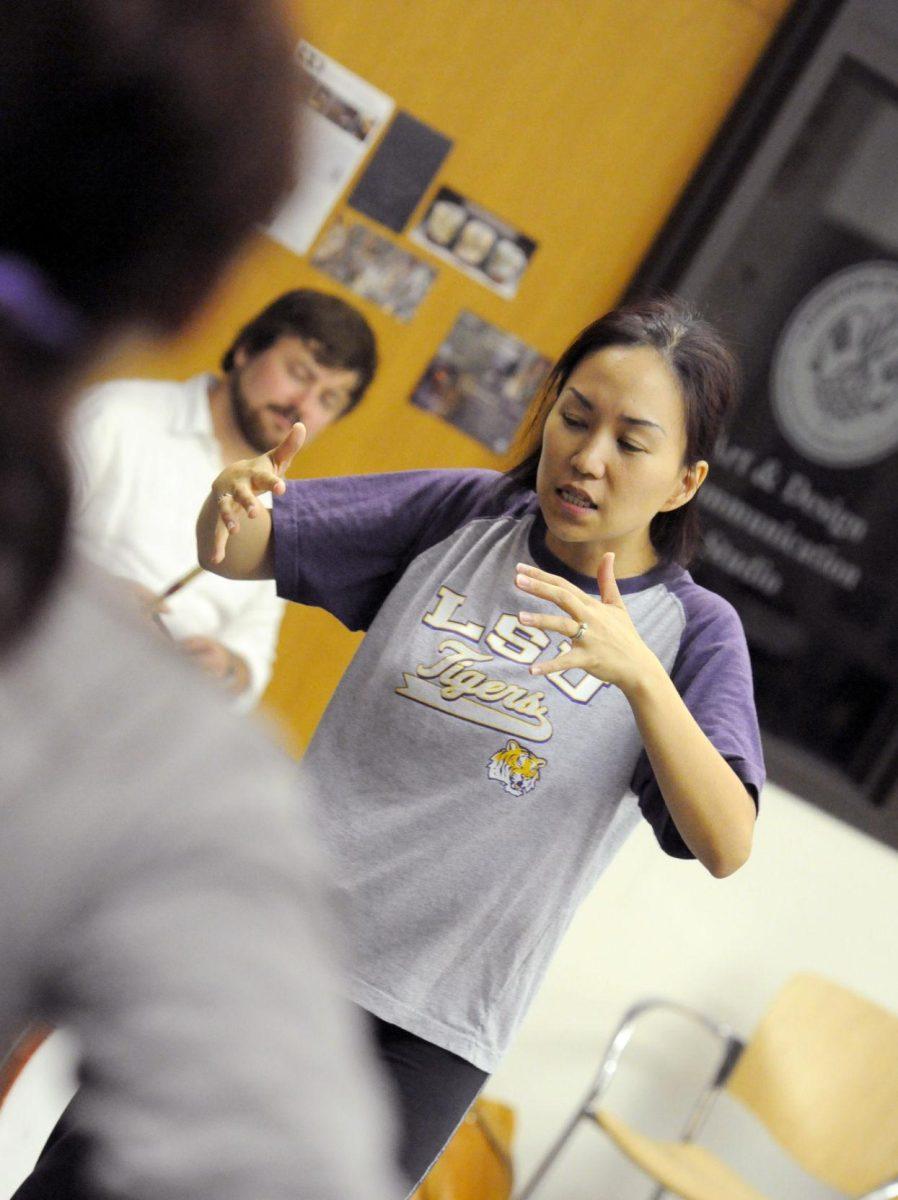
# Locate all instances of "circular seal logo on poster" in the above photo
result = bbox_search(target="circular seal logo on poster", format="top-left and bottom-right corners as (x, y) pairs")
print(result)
(771, 260), (898, 468)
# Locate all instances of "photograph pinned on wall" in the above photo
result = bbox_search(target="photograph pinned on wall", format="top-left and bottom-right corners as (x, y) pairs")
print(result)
(310, 217), (437, 322)
(410, 187), (537, 300)
(265, 42), (395, 256)
(410, 311), (551, 453)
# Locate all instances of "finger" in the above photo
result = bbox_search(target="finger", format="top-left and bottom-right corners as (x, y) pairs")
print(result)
(184, 649), (218, 674)
(147, 598), (171, 615)
(270, 422), (306, 476)
(515, 572), (585, 619)
(518, 611), (581, 637)
(598, 551), (623, 607)
(179, 637), (210, 653)
(529, 649), (588, 677)
(212, 512), (231, 564)
(251, 468), (285, 498)
(232, 481), (259, 518)
(515, 561), (585, 599)
(216, 492), (240, 534)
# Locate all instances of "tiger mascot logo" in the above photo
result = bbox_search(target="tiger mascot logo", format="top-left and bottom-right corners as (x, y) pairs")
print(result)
(487, 739), (546, 797)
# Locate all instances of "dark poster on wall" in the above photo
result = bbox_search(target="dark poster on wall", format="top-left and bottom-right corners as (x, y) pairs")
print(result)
(348, 110), (453, 233)
(628, 16), (898, 842)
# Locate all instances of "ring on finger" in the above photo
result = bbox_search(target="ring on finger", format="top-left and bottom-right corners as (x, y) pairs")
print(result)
(571, 621), (588, 643)
(216, 491), (233, 505)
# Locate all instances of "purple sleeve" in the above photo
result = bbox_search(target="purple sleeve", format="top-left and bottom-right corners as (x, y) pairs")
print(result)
(631, 584), (765, 859)
(272, 468), (531, 630)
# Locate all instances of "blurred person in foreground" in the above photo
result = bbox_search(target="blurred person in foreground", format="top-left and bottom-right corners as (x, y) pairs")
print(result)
(70, 289), (377, 707)
(0, 3), (399, 1200)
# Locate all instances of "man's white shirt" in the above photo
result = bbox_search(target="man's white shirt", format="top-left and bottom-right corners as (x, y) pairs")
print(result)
(68, 374), (285, 707)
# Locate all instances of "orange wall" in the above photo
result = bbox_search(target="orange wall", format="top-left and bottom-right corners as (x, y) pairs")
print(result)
(102, 0), (792, 753)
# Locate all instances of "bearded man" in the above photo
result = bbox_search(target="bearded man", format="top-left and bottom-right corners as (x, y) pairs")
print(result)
(71, 289), (376, 704)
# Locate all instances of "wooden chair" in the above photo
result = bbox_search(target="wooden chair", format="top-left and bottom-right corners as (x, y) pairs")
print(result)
(413, 1097), (515, 1200)
(515, 974), (898, 1200)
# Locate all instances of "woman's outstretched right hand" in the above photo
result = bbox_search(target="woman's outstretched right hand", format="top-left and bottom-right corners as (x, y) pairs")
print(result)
(200, 422), (305, 569)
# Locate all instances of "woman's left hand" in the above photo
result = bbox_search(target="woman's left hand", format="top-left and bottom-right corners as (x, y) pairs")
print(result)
(515, 553), (657, 693)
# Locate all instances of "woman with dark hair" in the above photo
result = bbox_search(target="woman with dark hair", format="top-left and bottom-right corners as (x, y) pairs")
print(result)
(1, 3), (398, 1200)
(198, 296), (764, 1196)
(506, 298), (740, 566)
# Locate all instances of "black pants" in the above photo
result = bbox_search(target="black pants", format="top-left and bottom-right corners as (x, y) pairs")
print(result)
(365, 1011), (488, 1195)
(12, 1011), (488, 1200)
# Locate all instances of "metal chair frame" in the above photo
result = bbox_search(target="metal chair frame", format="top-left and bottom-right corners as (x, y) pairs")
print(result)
(514, 996), (898, 1200)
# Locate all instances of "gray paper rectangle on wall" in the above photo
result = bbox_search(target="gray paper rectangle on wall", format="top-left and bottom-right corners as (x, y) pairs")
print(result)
(348, 110), (453, 233)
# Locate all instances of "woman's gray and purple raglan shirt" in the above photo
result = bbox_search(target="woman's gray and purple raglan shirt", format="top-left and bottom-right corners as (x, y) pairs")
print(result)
(273, 469), (764, 1072)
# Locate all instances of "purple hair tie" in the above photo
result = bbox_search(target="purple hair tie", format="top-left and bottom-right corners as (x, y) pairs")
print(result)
(0, 255), (87, 351)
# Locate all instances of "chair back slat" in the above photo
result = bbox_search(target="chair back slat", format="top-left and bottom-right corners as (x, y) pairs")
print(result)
(726, 974), (898, 1194)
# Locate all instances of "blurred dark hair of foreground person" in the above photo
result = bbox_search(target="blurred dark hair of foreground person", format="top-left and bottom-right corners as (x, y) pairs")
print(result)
(0, 3), (401, 1199)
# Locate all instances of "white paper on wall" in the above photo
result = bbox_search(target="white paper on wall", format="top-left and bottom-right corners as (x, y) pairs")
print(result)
(266, 42), (395, 256)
